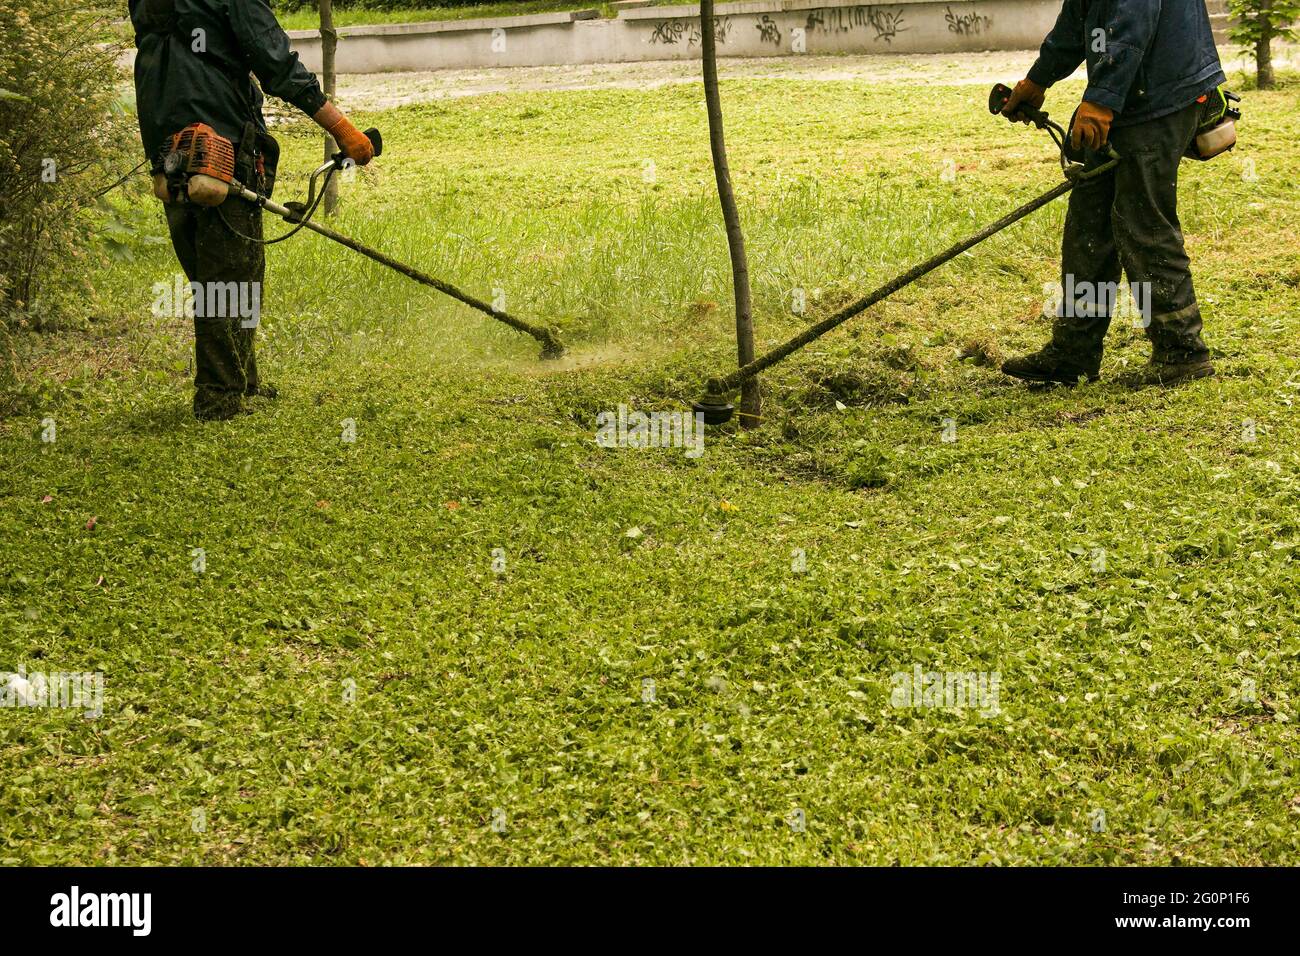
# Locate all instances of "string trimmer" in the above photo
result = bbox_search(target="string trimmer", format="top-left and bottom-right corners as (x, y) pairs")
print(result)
(692, 84), (1120, 425)
(158, 123), (566, 360)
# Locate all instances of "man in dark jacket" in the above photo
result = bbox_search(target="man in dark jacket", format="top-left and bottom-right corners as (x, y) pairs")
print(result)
(130, 0), (374, 420)
(1000, 0), (1227, 387)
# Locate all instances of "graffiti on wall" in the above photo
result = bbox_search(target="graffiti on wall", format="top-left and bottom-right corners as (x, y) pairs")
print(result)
(645, 4), (996, 51)
(648, 16), (734, 46)
(945, 5), (993, 35)
(755, 14), (782, 46)
(804, 6), (910, 44)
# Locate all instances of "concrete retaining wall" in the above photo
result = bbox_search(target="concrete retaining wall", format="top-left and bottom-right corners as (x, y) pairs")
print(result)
(286, 1), (1068, 74)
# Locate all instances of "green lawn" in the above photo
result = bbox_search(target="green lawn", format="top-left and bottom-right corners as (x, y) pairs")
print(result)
(2, 71), (1298, 864)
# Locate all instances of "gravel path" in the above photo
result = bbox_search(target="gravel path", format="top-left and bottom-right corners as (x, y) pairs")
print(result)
(333, 50), (1053, 110)
(330, 44), (1287, 111)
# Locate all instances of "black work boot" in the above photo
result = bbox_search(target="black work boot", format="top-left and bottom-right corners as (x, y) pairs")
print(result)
(1133, 354), (1215, 387)
(243, 381), (279, 416)
(194, 391), (245, 421)
(1001, 344), (1100, 386)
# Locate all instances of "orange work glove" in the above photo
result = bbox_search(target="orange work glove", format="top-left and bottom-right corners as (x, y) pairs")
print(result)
(1001, 77), (1046, 123)
(313, 101), (374, 167)
(1070, 100), (1114, 152)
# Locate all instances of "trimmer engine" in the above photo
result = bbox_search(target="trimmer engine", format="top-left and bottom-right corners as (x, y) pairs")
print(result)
(156, 123), (238, 206)
(1186, 89), (1241, 161)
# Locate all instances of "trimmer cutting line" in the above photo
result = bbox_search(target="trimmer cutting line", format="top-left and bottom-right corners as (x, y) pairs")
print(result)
(158, 124), (567, 360)
(692, 85), (1121, 426)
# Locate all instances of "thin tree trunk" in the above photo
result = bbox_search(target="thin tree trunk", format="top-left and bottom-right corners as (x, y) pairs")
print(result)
(699, 0), (760, 426)
(1255, 8), (1275, 91)
(319, 0), (340, 214)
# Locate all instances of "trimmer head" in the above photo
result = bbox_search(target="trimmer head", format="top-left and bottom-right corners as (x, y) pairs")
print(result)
(539, 331), (567, 361)
(692, 392), (735, 426)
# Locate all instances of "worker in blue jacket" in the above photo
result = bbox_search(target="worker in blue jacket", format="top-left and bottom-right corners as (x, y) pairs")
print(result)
(1000, 0), (1227, 386)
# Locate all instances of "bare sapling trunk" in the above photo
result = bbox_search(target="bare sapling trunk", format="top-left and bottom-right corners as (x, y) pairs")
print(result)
(700, 0), (761, 426)
(1256, 5), (1275, 90)
(319, 0), (340, 214)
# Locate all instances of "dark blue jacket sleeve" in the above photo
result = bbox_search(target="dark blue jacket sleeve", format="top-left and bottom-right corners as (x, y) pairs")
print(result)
(1027, 0), (1086, 88)
(1081, 0), (1162, 113)
(227, 0), (327, 117)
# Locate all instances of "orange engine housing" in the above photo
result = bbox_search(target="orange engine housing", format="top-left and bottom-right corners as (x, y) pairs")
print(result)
(168, 123), (237, 183)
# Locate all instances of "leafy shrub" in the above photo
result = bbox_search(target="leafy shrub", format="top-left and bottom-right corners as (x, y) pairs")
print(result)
(0, 1), (134, 330)
(1228, 0), (1300, 89)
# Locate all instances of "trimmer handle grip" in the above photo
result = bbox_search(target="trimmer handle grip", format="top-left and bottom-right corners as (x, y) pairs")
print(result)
(988, 83), (1014, 114)
(989, 83), (1050, 126)
(331, 128), (384, 167)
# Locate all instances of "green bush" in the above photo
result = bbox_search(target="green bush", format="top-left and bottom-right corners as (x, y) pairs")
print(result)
(1228, 0), (1300, 89)
(0, 0), (133, 330)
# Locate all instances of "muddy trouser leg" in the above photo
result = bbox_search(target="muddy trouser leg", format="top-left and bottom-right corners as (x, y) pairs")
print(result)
(164, 194), (265, 418)
(1050, 157), (1120, 374)
(1107, 102), (1210, 363)
(220, 194), (265, 396)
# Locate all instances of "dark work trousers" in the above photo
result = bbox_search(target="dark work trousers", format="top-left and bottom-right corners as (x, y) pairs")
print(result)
(1052, 98), (1213, 368)
(164, 191), (265, 419)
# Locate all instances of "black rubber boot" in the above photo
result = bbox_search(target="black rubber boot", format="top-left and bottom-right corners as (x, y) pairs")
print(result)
(1001, 345), (1100, 386)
